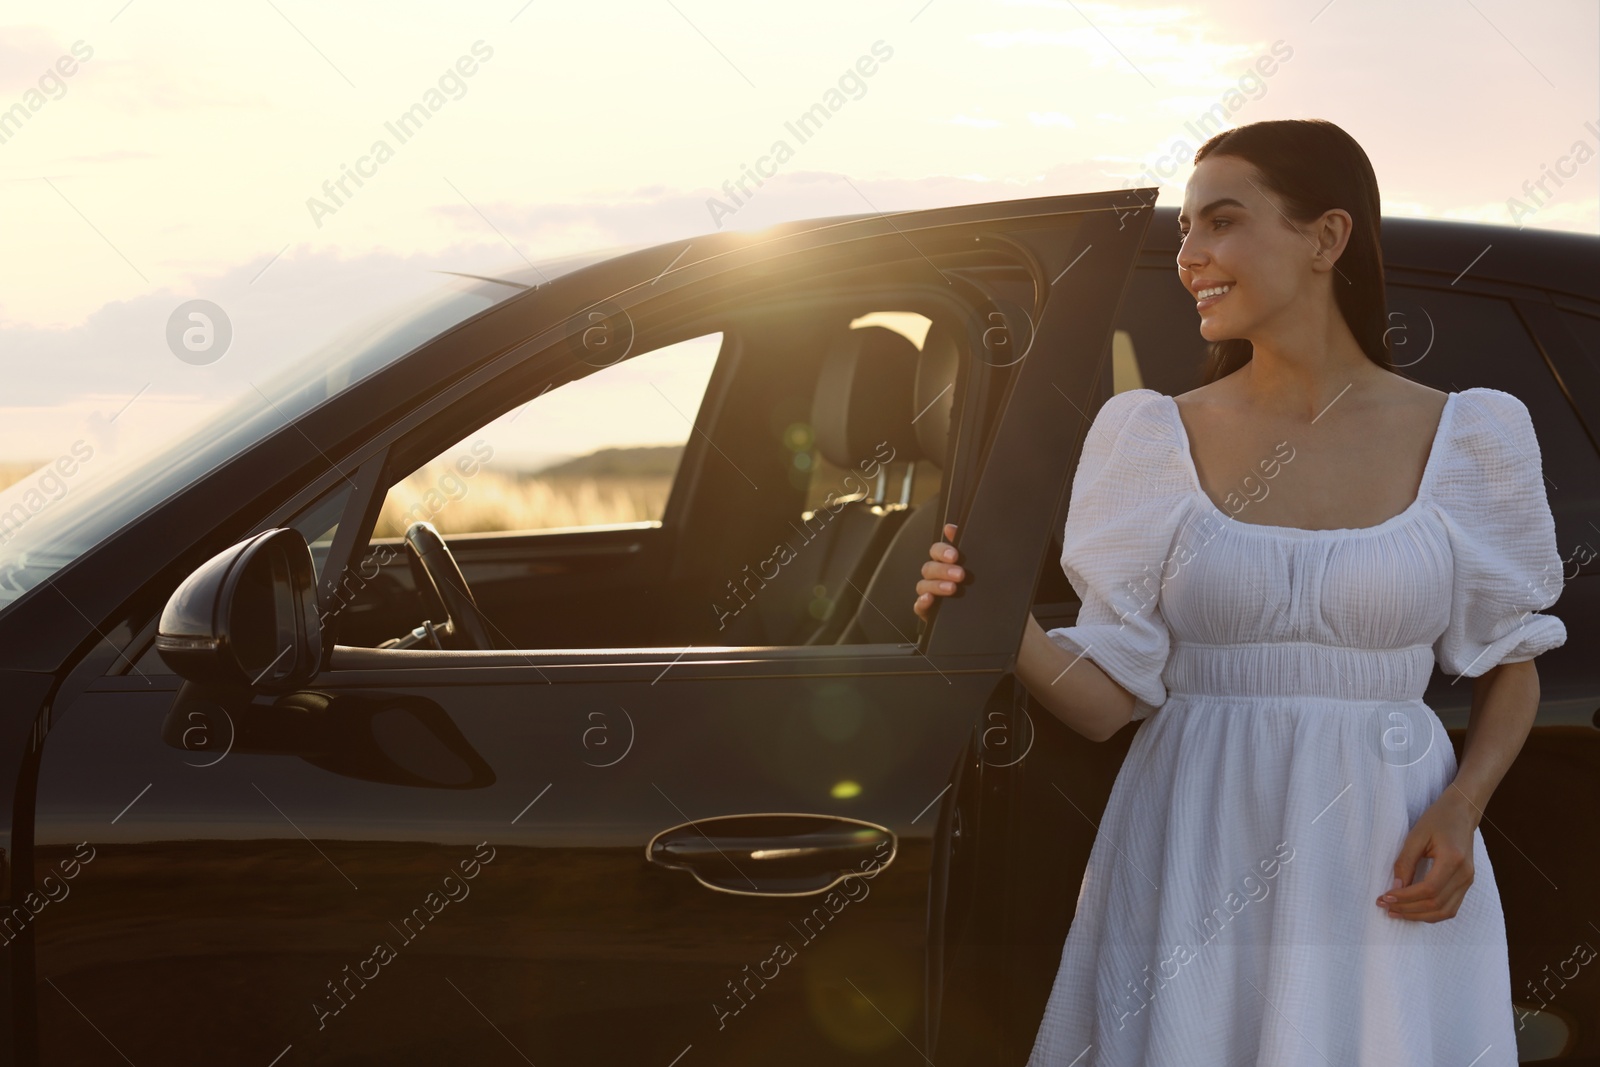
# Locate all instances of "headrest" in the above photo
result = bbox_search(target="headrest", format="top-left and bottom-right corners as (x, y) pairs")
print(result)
(811, 325), (922, 471)
(912, 319), (961, 469)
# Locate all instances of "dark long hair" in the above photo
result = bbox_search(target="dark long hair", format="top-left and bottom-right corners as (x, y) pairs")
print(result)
(1191, 119), (1395, 386)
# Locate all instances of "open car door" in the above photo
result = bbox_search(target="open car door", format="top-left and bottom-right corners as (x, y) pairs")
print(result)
(30, 188), (1156, 1066)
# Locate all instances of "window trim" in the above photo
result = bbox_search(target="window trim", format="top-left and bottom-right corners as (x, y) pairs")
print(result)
(318, 639), (1011, 688)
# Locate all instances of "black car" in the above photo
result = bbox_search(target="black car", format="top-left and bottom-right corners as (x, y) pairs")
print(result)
(1, 191), (1596, 1066)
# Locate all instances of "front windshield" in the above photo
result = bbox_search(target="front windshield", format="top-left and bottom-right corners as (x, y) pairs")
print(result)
(0, 246), (638, 620)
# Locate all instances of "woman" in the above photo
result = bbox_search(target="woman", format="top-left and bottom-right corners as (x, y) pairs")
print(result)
(913, 118), (1566, 1065)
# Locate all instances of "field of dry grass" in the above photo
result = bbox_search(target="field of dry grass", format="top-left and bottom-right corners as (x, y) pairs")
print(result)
(373, 463), (673, 538)
(1, 443), (940, 542)
(0, 462), (44, 493)
(0, 452), (674, 538)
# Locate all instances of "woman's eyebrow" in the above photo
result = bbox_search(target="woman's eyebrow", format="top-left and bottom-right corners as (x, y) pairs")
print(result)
(1178, 197), (1248, 226)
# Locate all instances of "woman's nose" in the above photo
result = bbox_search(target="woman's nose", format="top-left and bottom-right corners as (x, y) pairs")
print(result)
(1177, 237), (1205, 274)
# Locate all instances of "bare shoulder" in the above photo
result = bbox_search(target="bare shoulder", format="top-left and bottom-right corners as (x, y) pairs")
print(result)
(1376, 375), (1448, 407)
(1362, 380), (1454, 486)
(1169, 378), (1232, 418)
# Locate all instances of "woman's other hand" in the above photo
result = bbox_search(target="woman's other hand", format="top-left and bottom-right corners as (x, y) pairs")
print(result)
(914, 523), (966, 621)
(1379, 793), (1479, 922)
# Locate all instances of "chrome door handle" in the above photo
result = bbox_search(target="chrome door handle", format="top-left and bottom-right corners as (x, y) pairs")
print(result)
(646, 813), (896, 896)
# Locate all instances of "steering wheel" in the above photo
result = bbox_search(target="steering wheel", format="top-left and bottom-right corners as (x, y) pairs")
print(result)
(402, 521), (498, 650)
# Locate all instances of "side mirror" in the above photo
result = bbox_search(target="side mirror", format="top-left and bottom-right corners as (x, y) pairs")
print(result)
(156, 527), (323, 691)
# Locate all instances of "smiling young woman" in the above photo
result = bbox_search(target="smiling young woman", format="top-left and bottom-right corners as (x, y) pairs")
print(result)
(914, 118), (1567, 1066)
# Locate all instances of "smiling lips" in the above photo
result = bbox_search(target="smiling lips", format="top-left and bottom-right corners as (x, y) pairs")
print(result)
(1195, 283), (1233, 311)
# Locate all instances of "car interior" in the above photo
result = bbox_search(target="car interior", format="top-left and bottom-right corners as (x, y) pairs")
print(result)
(322, 283), (985, 656)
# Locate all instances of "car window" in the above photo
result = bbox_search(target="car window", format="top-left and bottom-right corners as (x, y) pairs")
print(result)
(0, 242), (668, 626)
(1543, 306), (1600, 572)
(1387, 286), (1600, 570)
(274, 481), (351, 577)
(1032, 330), (1146, 623)
(1554, 307), (1600, 364)
(331, 293), (972, 653)
(1110, 268), (1212, 393)
(1034, 266), (1198, 619)
(374, 332), (723, 538)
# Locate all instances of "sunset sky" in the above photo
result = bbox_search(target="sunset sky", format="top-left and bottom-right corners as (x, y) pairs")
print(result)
(1, 0), (1595, 475)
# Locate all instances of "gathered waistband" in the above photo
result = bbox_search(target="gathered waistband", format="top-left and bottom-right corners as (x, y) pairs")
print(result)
(1164, 640), (1434, 704)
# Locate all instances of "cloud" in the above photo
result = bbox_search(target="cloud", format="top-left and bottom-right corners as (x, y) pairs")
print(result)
(96, 76), (271, 115)
(0, 243), (509, 461)
(970, 7), (1274, 86)
(0, 26), (70, 93)
(0, 163), (1172, 465)
(55, 148), (159, 165)
(430, 170), (1035, 247)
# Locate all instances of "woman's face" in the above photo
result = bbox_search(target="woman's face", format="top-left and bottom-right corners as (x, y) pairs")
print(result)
(1177, 155), (1321, 345)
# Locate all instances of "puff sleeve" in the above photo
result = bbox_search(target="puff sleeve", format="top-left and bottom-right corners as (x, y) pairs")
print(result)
(1044, 389), (1190, 720)
(1431, 388), (1568, 679)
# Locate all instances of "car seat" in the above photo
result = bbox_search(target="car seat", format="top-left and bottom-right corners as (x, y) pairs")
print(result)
(830, 317), (961, 645)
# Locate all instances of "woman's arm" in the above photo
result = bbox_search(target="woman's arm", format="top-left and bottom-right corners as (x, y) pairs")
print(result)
(915, 523), (1137, 742)
(1014, 614), (1140, 742)
(1450, 659), (1541, 815)
(1380, 659), (1541, 922)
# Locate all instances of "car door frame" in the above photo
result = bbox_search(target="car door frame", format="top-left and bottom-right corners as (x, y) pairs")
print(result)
(16, 187), (1159, 1066)
(286, 188), (1160, 1060)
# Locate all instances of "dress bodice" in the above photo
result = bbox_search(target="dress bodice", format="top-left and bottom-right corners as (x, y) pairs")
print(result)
(1044, 388), (1568, 716)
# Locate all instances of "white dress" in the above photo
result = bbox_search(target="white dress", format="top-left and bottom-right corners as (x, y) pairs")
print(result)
(1026, 387), (1568, 1067)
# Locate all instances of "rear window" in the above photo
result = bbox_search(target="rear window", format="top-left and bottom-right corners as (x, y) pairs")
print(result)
(1388, 286), (1600, 576)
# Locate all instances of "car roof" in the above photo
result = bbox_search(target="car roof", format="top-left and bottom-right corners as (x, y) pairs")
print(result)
(470, 202), (1598, 309)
